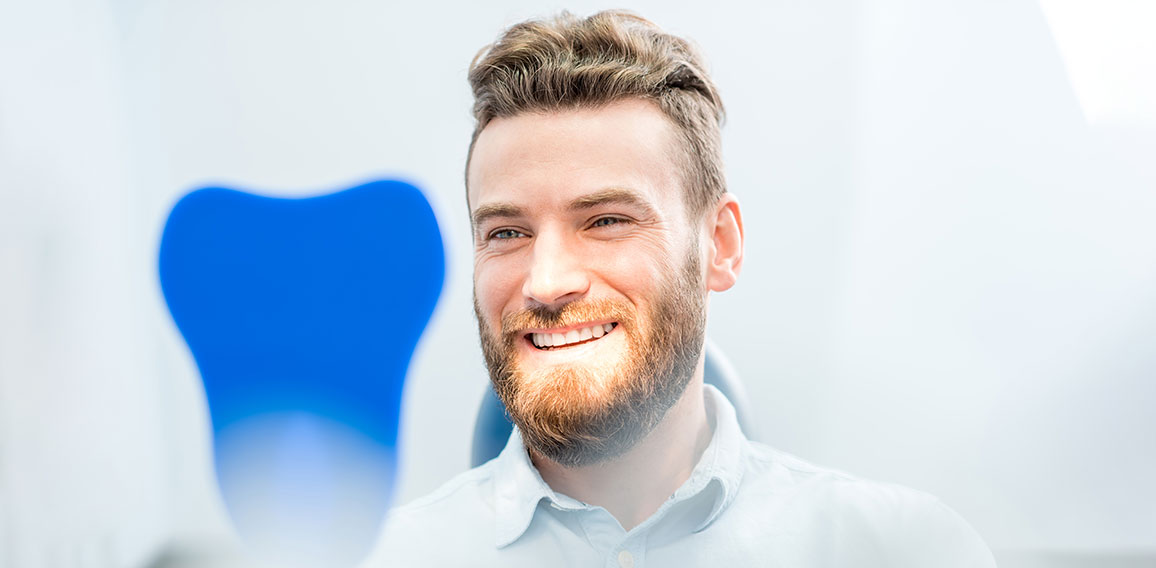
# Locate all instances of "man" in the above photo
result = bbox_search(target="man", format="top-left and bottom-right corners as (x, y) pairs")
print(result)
(364, 10), (995, 567)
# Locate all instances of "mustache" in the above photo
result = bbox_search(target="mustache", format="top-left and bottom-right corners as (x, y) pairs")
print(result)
(500, 299), (634, 335)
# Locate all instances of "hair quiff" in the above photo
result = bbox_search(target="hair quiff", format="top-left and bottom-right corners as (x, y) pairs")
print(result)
(467, 10), (727, 217)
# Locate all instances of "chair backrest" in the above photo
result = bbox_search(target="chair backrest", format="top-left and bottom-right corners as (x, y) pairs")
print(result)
(470, 338), (756, 467)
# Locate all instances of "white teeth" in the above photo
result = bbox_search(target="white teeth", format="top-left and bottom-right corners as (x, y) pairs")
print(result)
(531, 323), (617, 349)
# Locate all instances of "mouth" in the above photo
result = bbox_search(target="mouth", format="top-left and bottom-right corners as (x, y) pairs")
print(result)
(525, 322), (618, 350)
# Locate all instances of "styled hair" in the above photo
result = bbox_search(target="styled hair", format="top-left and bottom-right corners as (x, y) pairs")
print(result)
(466, 10), (726, 217)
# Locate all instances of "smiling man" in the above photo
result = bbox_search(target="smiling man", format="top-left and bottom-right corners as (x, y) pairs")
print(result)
(363, 10), (994, 567)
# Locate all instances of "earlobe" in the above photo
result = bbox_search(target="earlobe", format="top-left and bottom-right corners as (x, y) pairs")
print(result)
(705, 195), (744, 293)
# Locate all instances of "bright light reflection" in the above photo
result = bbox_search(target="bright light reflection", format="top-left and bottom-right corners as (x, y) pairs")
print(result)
(1040, 0), (1156, 125)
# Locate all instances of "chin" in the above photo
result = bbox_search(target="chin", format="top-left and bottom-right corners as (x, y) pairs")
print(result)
(517, 365), (620, 415)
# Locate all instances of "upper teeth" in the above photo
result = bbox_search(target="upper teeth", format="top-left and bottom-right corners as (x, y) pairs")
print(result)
(532, 323), (614, 348)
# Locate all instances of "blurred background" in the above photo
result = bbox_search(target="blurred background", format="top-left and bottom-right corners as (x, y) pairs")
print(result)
(2, 0), (1154, 566)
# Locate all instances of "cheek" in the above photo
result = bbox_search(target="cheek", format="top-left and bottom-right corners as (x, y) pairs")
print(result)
(591, 242), (673, 288)
(474, 258), (523, 319)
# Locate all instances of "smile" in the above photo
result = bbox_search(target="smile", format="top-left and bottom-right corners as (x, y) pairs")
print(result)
(527, 322), (618, 350)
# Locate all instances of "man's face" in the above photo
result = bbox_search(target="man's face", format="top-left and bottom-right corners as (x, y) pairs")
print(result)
(468, 99), (707, 466)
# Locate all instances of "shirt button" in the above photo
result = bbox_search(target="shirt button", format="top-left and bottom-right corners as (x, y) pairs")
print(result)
(617, 550), (634, 568)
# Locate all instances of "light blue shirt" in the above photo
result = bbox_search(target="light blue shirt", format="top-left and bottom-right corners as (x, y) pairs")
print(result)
(362, 385), (995, 567)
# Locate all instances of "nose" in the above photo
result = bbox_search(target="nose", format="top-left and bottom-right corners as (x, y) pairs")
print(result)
(522, 230), (590, 309)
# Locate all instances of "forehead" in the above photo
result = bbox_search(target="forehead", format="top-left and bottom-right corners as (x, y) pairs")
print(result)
(467, 99), (685, 216)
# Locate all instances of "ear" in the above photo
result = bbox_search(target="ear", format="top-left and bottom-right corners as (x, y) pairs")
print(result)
(705, 194), (744, 292)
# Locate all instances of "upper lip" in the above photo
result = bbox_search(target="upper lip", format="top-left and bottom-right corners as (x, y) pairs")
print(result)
(519, 319), (617, 336)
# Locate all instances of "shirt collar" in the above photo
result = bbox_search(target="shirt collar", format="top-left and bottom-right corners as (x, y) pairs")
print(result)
(493, 426), (579, 548)
(492, 384), (748, 548)
(686, 383), (746, 532)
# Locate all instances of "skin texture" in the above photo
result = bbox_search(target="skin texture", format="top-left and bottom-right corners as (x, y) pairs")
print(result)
(468, 99), (744, 530)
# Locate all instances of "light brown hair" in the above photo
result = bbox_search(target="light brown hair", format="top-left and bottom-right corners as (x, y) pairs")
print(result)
(467, 10), (727, 218)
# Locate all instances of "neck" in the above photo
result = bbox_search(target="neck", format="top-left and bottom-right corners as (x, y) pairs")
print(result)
(530, 373), (712, 531)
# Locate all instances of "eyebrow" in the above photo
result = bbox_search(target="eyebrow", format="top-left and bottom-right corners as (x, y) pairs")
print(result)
(471, 203), (525, 229)
(568, 187), (656, 215)
(471, 187), (657, 228)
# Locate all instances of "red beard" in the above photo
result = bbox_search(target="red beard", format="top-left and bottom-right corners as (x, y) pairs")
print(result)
(476, 251), (705, 467)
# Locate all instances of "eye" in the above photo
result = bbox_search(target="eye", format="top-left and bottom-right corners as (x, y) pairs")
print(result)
(488, 228), (527, 240)
(590, 216), (629, 228)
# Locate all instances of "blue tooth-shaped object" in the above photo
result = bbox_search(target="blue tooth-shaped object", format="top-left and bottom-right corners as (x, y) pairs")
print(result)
(158, 180), (444, 567)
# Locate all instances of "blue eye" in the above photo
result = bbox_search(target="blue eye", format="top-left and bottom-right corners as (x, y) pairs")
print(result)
(490, 229), (525, 240)
(592, 217), (625, 228)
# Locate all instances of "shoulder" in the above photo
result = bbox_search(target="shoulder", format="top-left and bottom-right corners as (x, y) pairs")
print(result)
(395, 459), (498, 517)
(359, 462), (499, 567)
(741, 440), (948, 514)
(732, 442), (996, 567)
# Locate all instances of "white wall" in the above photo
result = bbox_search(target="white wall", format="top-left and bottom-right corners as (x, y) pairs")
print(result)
(2, 0), (1153, 566)
(831, 0), (1156, 552)
(0, 0), (169, 565)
